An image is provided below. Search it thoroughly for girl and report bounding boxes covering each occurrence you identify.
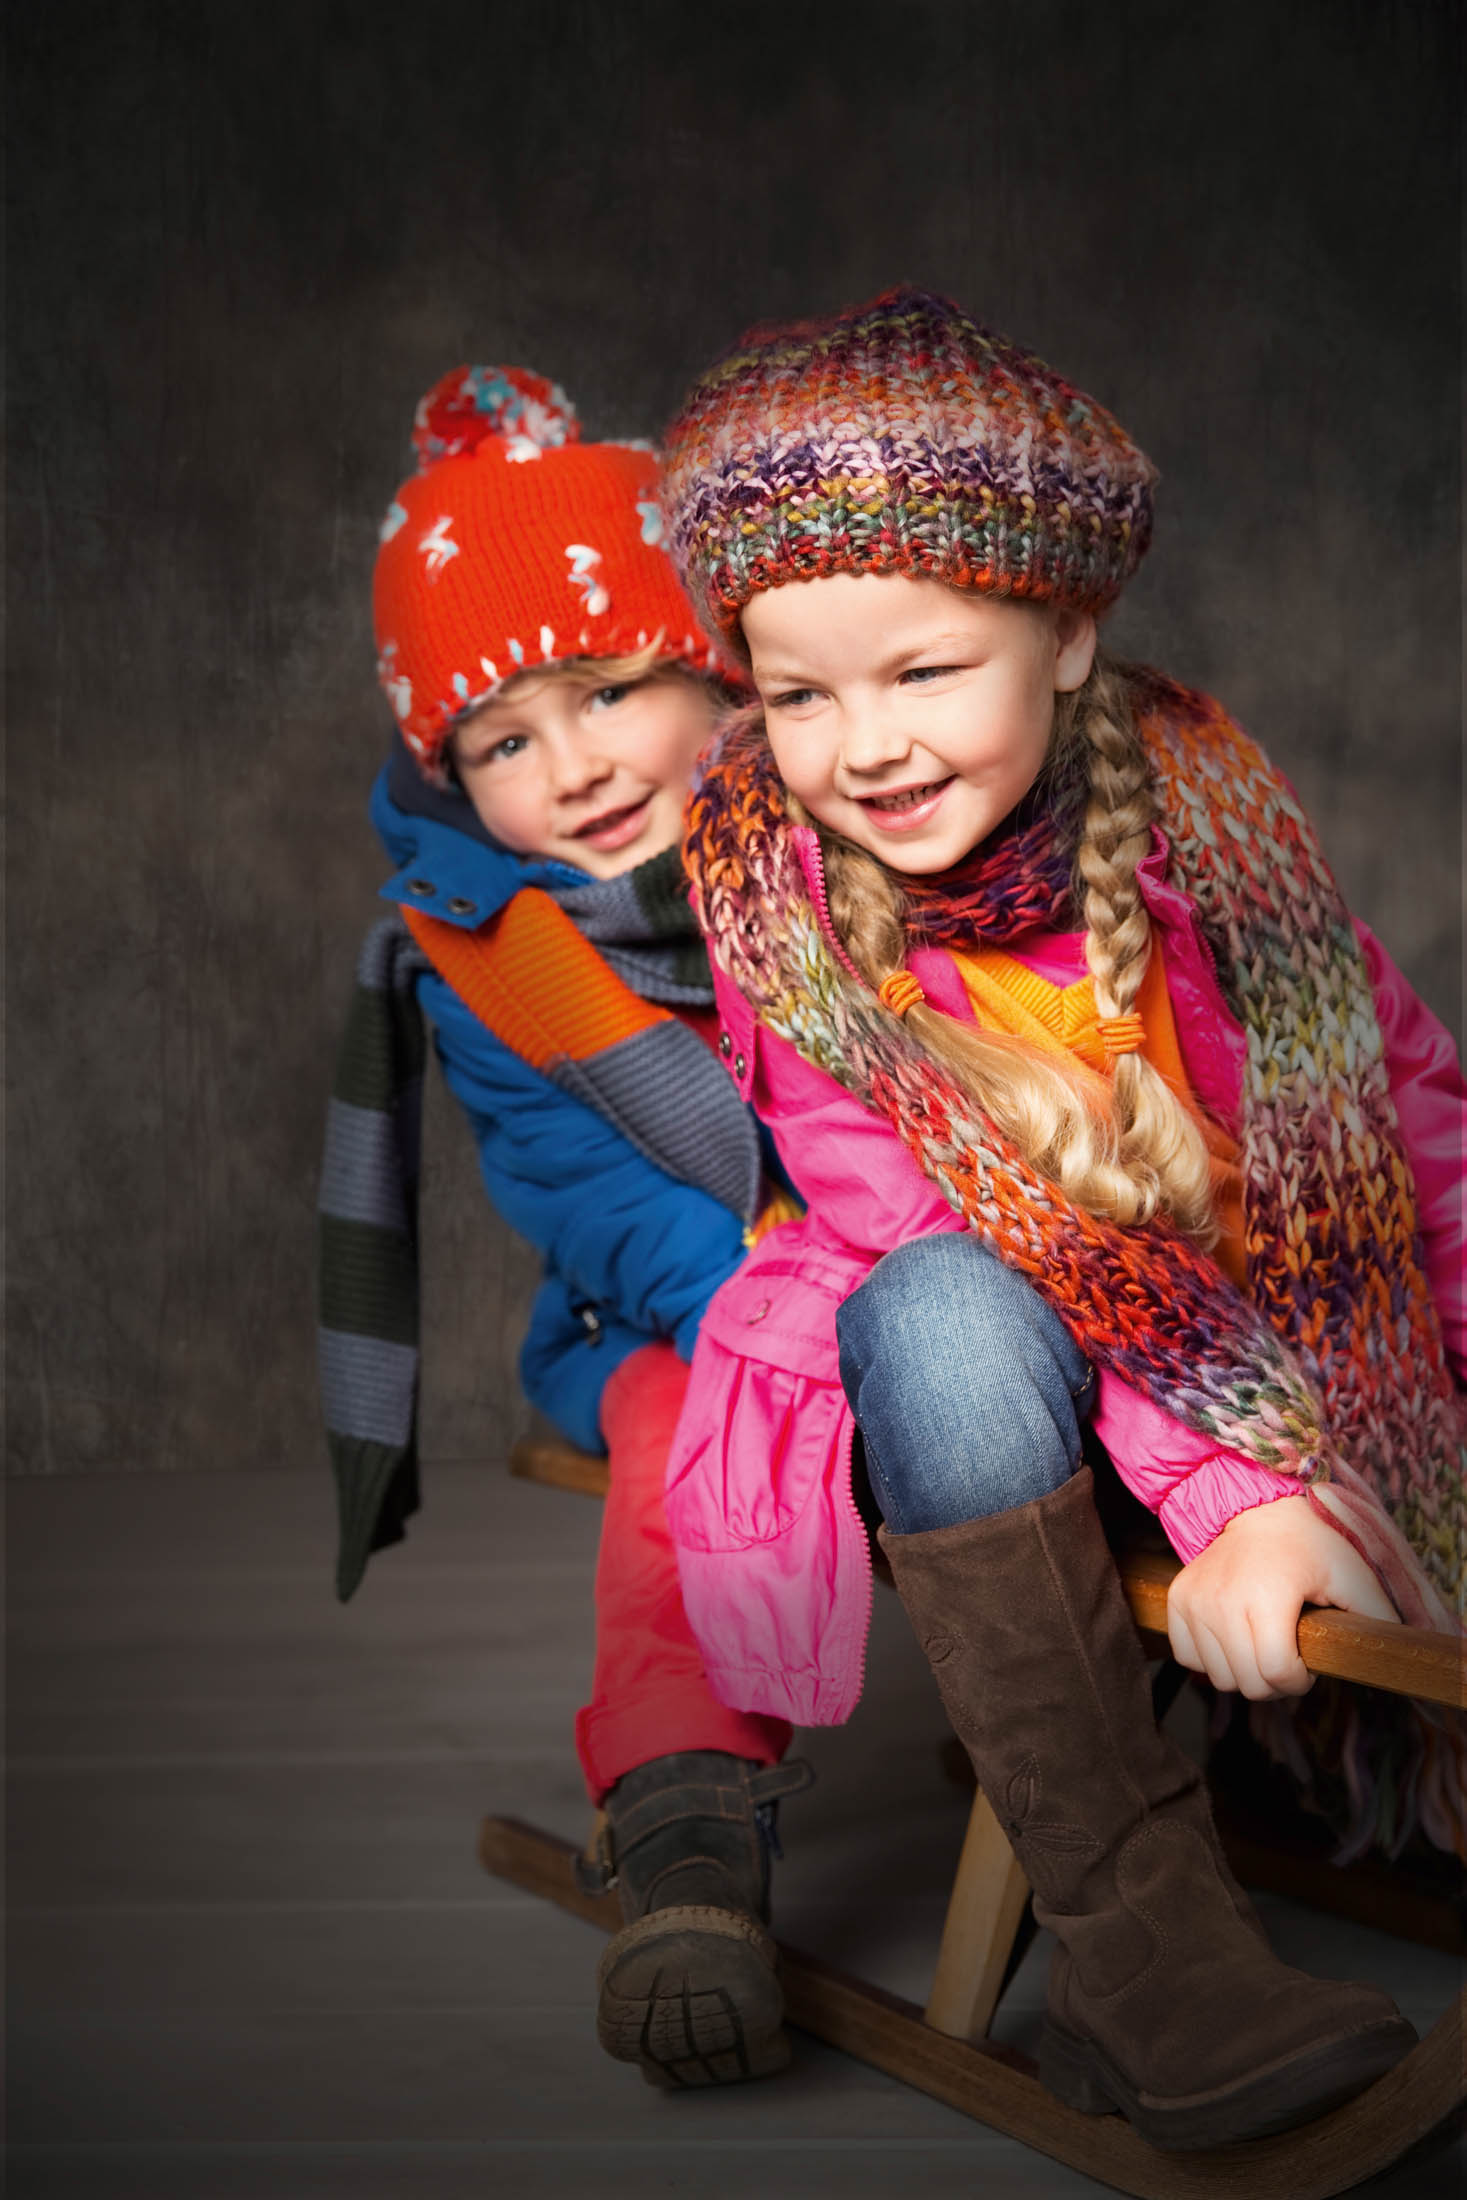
[656,289,1464,2150]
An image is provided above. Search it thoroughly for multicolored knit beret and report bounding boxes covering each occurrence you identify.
[373,364,727,779]
[660,287,1158,646]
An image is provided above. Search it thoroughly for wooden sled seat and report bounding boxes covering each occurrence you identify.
[508,1434,1465,1712]
[486,1432,1466,2200]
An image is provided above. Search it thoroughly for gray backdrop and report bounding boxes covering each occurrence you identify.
[8,0,1460,1478]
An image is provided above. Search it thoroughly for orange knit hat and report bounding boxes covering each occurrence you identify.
[373,365,728,779]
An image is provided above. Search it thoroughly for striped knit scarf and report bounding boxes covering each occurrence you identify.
[686,672,1465,1854]
[549,846,715,1005]
[319,846,751,1602]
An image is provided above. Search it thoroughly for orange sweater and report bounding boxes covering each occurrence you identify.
[948,944,1248,1287]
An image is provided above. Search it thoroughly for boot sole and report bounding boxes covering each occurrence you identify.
[1038,2012,1418,2151]
[596,1905,790,2089]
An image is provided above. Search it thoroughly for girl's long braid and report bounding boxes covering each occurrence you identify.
[1070,656,1217,1240]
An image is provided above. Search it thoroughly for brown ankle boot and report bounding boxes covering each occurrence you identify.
[880,1467,1416,2151]
[587,1751,813,2088]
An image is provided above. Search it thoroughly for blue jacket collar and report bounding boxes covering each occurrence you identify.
[370,734,595,930]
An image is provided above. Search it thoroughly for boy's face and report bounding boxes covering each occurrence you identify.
[449,669,717,877]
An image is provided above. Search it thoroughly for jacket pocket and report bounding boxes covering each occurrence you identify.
[665,1223,871,1552]
[665,1350,852,1552]
[666,1231,862,1552]
[695,1249,852,1378]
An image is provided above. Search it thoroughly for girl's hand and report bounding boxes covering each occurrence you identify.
[1166,1494,1399,1699]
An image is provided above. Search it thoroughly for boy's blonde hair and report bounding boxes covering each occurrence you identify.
[803,651,1218,1242]
[486,639,685,696]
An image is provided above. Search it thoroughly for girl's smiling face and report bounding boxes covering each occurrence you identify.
[450,667,716,878]
[742,573,1097,874]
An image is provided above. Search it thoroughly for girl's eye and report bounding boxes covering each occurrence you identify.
[589,682,634,710]
[900,663,959,685]
[767,687,819,711]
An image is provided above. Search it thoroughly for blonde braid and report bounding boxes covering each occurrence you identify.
[1068,654,1218,1241]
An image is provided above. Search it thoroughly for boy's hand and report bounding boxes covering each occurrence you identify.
[1166,1494,1399,1700]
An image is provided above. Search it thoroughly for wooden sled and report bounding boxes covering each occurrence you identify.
[484,1436,1467,2200]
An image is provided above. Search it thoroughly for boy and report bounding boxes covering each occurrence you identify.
[319,365,807,2087]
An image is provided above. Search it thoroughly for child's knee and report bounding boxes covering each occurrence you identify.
[836,1236,1095,1531]
[838,1235,1091,1402]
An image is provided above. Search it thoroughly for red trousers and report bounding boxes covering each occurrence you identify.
[573,1341,792,1803]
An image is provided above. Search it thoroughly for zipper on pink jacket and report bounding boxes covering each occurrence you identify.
[837,1420,876,1710]
[792,827,865,981]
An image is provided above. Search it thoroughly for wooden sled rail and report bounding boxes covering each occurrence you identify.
[510,1438,1466,1712]
[481,1814,1466,2200]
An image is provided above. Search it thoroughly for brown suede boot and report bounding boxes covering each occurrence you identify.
[587,1751,813,2088]
[880,1467,1416,2151]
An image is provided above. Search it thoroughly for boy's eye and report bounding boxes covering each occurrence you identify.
[900,663,959,685]
[767,686,819,711]
[463,731,529,768]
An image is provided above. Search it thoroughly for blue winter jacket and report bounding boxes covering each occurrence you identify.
[369,760,759,1455]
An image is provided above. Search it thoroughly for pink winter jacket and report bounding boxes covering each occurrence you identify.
[665,834,1466,1727]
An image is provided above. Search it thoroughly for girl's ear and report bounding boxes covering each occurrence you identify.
[1053,607,1098,694]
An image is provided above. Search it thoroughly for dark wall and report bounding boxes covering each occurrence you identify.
[9,0,1460,1475]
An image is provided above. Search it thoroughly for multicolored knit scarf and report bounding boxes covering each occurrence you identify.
[687,671,1464,1850]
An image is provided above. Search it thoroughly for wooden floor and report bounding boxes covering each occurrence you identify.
[7,1465,1463,2199]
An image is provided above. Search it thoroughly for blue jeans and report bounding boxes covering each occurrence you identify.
[836,1236,1097,1533]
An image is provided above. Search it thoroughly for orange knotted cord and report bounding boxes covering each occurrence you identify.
[878,971,926,1018]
